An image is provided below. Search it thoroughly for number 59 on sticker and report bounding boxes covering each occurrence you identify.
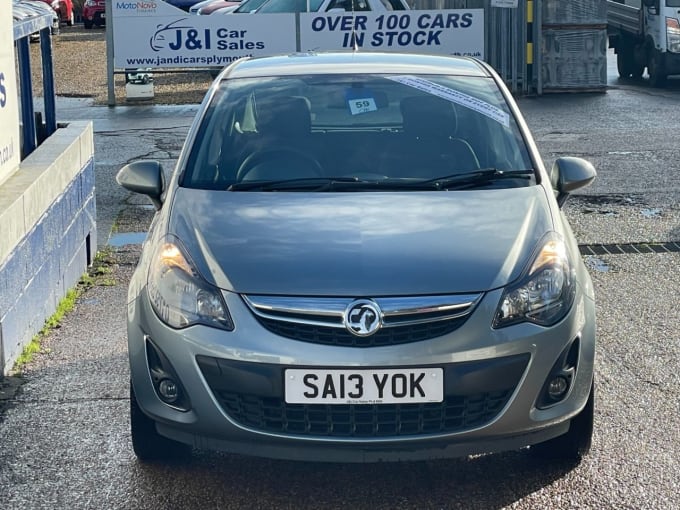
[349,97,378,115]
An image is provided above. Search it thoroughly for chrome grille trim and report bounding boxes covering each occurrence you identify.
[242,294,482,329]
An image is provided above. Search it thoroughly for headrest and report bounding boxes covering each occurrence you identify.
[255,96,311,138]
[400,95,458,139]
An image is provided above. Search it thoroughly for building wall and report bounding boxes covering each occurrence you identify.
[0,121,96,374]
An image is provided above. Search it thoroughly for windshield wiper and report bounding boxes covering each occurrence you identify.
[227,177,361,191]
[418,169,534,190]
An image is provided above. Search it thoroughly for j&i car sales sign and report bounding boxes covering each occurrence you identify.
[0,10,21,185]
[112,2,484,70]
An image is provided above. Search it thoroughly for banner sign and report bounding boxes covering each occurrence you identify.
[0,9,21,184]
[112,1,296,68]
[300,10,484,58]
[491,0,518,7]
[111,3,485,69]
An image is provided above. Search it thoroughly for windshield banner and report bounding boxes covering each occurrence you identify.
[112,3,484,69]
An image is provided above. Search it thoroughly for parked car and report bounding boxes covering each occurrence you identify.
[164,0,203,11]
[227,0,407,13]
[189,0,241,14]
[117,52,597,464]
[37,0,73,26]
[81,0,105,29]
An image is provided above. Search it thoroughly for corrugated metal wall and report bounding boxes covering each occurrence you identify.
[411,1,608,94]
[411,0,534,94]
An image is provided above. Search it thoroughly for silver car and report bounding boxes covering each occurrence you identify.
[117,52,597,464]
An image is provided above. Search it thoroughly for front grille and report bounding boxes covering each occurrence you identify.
[257,315,469,347]
[215,390,512,438]
[242,293,482,347]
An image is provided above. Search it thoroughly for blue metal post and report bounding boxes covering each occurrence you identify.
[16,37,36,158]
[40,27,57,136]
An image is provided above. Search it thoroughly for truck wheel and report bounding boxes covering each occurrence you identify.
[648,49,667,87]
[530,381,594,463]
[616,51,634,78]
[84,19,93,29]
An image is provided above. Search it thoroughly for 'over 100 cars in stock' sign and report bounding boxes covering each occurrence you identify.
[112,2,484,70]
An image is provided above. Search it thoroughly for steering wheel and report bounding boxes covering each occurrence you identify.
[237,148,324,182]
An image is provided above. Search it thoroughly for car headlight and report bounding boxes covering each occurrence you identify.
[147,236,234,330]
[493,234,576,328]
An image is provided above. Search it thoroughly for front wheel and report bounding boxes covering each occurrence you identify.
[130,384,191,462]
[648,49,667,87]
[66,11,74,26]
[83,19,93,29]
[530,381,594,463]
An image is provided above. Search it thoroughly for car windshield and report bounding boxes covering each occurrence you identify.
[182,73,534,191]
[256,0,325,12]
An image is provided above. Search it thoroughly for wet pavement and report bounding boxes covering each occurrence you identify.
[0,60,678,509]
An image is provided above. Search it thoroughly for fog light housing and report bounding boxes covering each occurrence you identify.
[145,337,191,411]
[536,338,579,409]
[547,376,569,399]
[158,378,180,404]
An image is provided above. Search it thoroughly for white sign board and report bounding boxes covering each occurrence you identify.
[111,4,485,68]
[301,10,484,59]
[491,0,518,8]
[111,2,297,69]
[0,9,21,185]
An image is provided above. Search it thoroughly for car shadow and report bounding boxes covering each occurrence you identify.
[132,448,581,508]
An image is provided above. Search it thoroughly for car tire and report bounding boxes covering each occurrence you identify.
[67,11,74,26]
[130,384,192,462]
[84,19,93,29]
[616,45,644,79]
[530,381,594,463]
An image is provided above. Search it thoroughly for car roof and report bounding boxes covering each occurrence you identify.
[222,52,491,80]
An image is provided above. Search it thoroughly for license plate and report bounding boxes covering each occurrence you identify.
[285,368,443,404]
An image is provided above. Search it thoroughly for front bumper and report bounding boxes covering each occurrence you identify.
[127,283,596,462]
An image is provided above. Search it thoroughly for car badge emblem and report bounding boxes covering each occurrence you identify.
[344,299,382,337]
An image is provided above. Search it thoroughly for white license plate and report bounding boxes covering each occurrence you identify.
[285,368,443,404]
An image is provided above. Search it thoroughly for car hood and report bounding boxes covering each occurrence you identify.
[168,188,553,295]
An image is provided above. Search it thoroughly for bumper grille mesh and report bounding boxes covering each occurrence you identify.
[215,390,512,438]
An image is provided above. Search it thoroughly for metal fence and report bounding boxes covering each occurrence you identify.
[412,0,538,94]
[13,13,58,158]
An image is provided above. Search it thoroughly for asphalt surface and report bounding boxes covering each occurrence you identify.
[0,58,678,509]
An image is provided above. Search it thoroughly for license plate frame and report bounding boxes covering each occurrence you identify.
[284,368,444,405]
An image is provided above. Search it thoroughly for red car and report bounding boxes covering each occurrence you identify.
[82,0,105,29]
[38,0,73,26]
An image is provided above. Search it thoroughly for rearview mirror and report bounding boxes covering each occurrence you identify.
[550,157,596,207]
[116,160,165,210]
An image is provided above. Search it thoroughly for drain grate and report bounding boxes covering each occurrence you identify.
[579,242,680,256]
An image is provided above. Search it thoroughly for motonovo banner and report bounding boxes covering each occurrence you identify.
[112,3,485,70]
[300,10,484,58]
[0,10,21,185]
[111,1,296,69]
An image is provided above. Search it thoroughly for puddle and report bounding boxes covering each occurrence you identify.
[108,232,147,246]
[584,256,611,273]
[640,208,662,218]
[582,209,617,216]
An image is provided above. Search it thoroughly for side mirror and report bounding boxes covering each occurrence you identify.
[116,160,165,210]
[550,157,596,207]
